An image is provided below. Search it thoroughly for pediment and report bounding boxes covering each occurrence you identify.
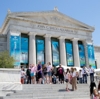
[8,11,94,31]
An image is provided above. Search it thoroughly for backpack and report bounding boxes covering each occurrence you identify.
[59,67,64,74]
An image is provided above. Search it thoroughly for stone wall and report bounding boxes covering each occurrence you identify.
[94,46,100,68]
[0,35,7,52]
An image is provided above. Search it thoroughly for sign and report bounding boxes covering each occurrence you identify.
[52,40,60,66]
[21,37,29,64]
[36,39,45,64]
[87,45,96,69]
[66,42,74,66]
[78,44,86,67]
[10,35,20,66]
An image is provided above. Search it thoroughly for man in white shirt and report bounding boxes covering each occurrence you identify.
[89,65,94,82]
[82,66,87,83]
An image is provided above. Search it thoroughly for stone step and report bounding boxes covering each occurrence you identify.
[4,84,90,99]
[6,95,89,99]
[15,91,89,95]
[9,91,89,96]
[23,84,88,87]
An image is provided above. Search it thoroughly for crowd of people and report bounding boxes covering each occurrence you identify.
[21,62,95,92]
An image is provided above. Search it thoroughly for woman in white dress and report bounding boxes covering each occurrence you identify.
[65,69,70,91]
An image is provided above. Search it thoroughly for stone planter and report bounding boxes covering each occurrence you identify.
[0,68,22,91]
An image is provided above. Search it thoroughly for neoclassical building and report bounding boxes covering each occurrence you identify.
[0,9,100,68]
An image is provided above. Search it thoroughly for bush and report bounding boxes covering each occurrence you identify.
[0,51,15,68]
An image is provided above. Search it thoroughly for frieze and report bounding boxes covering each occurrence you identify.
[31,24,78,34]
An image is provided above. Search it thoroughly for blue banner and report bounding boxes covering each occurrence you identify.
[87,45,96,69]
[52,40,60,66]
[10,35,20,66]
[78,44,86,67]
[21,37,28,64]
[66,42,74,66]
[36,39,45,64]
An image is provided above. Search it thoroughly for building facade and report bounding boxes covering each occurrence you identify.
[0,10,100,68]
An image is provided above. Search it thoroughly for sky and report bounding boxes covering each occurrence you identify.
[0,0,100,46]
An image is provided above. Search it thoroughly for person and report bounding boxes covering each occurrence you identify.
[52,74,57,84]
[90,81,99,99]
[47,62,52,84]
[21,66,26,84]
[82,66,88,83]
[58,64,64,84]
[71,68,77,91]
[42,64,47,84]
[33,65,37,84]
[26,65,31,84]
[98,81,100,98]
[35,64,38,84]
[65,68,70,91]
[89,65,94,82]
[37,61,42,84]
[78,69,83,84]
[74,68,78,84]
[31,64,35,84]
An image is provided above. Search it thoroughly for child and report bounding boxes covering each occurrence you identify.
[79,70,83,84]
[52,74,56,84]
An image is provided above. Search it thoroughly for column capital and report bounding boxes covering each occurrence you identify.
[28,32,37,36]
[72,38,79,41]
[85,39,93,45]
[44,34,51,38]
[9,30,21,35]
[58,36,66,39]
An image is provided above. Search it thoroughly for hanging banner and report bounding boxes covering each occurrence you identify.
[21,37,29,64]
[10,35,20,66]
[52,40,60,66]
[66,42,74,66]
[87,45,96,69]
[36,39,45,64]
[78,44,86,67]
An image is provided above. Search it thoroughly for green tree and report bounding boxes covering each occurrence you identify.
[0,51,15,68]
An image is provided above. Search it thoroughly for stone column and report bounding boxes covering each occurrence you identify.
[83,40,89,67]
[29,32,36,65]
[59,36,67,66]
[72,38,80,67]
[44,34,52,65]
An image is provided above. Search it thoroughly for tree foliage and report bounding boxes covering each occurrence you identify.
[0,51,15,68]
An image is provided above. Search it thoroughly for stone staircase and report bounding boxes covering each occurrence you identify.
[4,83,90,99]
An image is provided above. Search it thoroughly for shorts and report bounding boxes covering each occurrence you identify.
[65,79,69,83]
[47,72,52,76]
[31,73,34,77]
[38,73,42,79]
[44,72,47,76]
[36,73,38,81]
